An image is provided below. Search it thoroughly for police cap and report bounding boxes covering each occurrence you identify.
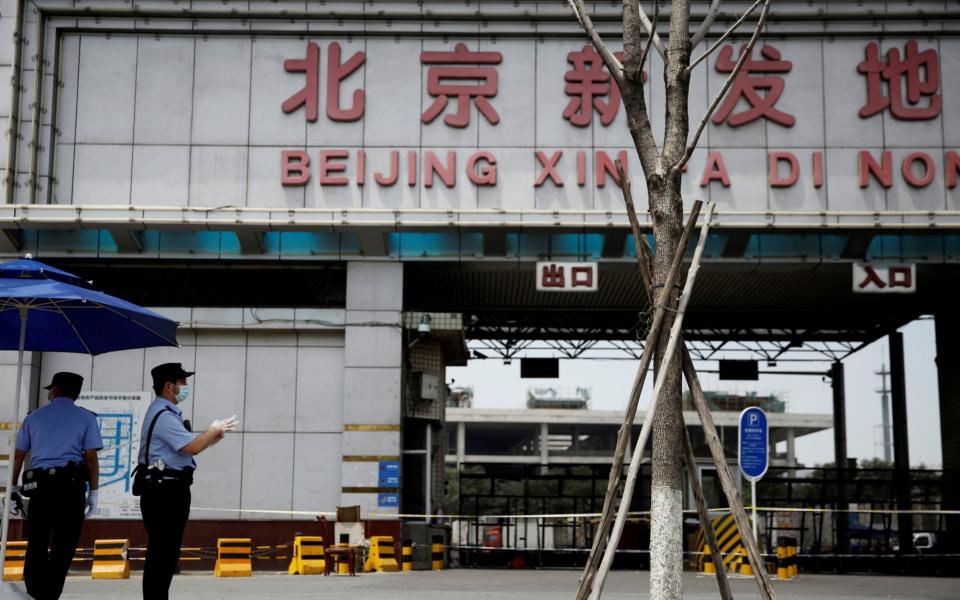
[151,362,195,388]
[43,372,84,397]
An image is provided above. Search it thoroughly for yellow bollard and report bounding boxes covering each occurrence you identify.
[214,538,252,577]
[789,540,798,578]
[287,536,325,575]
[91,539,130,579]
[337,533,352,575]
[702,544,715,575]
[776,540,789,580]
[401,539,413,572]
[2,541,26,581]
[430,535,444,570]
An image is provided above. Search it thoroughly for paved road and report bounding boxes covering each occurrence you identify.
[6,570,955,599]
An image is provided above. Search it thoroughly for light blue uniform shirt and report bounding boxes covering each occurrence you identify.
[137,397,197,471]
[15,397,103,469]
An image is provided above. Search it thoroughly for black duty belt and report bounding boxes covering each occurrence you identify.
[140,465,195,485]
[21,462,86,495]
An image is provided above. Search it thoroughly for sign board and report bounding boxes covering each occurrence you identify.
[377,493,400,508]
[76,391,153,519]
[535,262,598,292]
[852,263,916,293]
[378,460,400,487]
[738,407,769,481]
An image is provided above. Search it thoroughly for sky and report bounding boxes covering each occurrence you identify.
[448,318,942,469]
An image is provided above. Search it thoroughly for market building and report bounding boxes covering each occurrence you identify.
[0,0,957,556]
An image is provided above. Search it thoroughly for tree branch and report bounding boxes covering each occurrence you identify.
[661,0,694,164]
[637,0,660,76]
[566,0,625,83]
[671,0,772,174]
[690,0,722,47]
[615,0,662,175]
[633,1,666,58]
[688,0,764,74]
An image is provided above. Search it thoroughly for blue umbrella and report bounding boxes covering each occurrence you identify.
[0,257,179,566]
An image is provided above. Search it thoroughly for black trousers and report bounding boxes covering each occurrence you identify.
[23,480,86,600]
[140,481,191,600]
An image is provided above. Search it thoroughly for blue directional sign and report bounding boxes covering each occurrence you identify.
[738,407,769,481]
[377,493,400,508]
[378,461,401,487]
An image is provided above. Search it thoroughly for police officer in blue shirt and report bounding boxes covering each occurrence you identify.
[138,363,237,600]
[11,371,102,600]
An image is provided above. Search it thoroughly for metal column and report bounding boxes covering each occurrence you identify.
[889,332,913,553]
[935,313,960,552]
[831,362,849,555]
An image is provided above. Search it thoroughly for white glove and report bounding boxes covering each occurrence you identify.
[210,415,239,435]
[84,489,98,519]
[8,486,24,517]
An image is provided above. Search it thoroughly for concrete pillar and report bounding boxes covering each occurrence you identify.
[786,428,796,467]
[341,262,403,518]
[456,421,465,468]
[935,313,960,552]
[889,332,913,553]
[540,422,549,466]
[831,361,849,555]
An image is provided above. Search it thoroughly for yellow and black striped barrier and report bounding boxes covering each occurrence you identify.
[701,544,715,574]
[401,539,413,572]
[2,541,26,581]
[430,535,444,570]
[91,539,130,579]
[214,538,252,577]
[739,551,754,577]
[694,514,747,575]
[288,536,325,575]
[364,536,399,572]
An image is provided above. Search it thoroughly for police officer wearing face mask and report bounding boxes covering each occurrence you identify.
[11,371,102,600]
[138,363,238,600]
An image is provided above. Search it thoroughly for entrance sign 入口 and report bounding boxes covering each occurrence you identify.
[739,407,768,542]
[852,263,916,293]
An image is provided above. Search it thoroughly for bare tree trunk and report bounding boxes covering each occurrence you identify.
[647,182,685,600]
[566,2,774,597]
[645,1,693,595]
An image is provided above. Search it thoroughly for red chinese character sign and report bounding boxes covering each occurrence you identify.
[713,44,795,128]
[421,43,502,128]
[858,40,941,121]
[852,263,916,294]
[282,41,366,122]
[563,45,645,127]
[536,262,598,292]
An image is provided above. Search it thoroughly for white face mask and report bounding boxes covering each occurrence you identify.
[175,384,191,404]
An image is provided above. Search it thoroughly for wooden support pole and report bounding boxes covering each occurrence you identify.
[615,161,732,600]
[590,201,716,599]
[615,160,774,600]
[682,354,777,600]
[575,199,703,600]
[682,423,733,600]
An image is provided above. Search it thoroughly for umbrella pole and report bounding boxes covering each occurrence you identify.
[0,306,27,568]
